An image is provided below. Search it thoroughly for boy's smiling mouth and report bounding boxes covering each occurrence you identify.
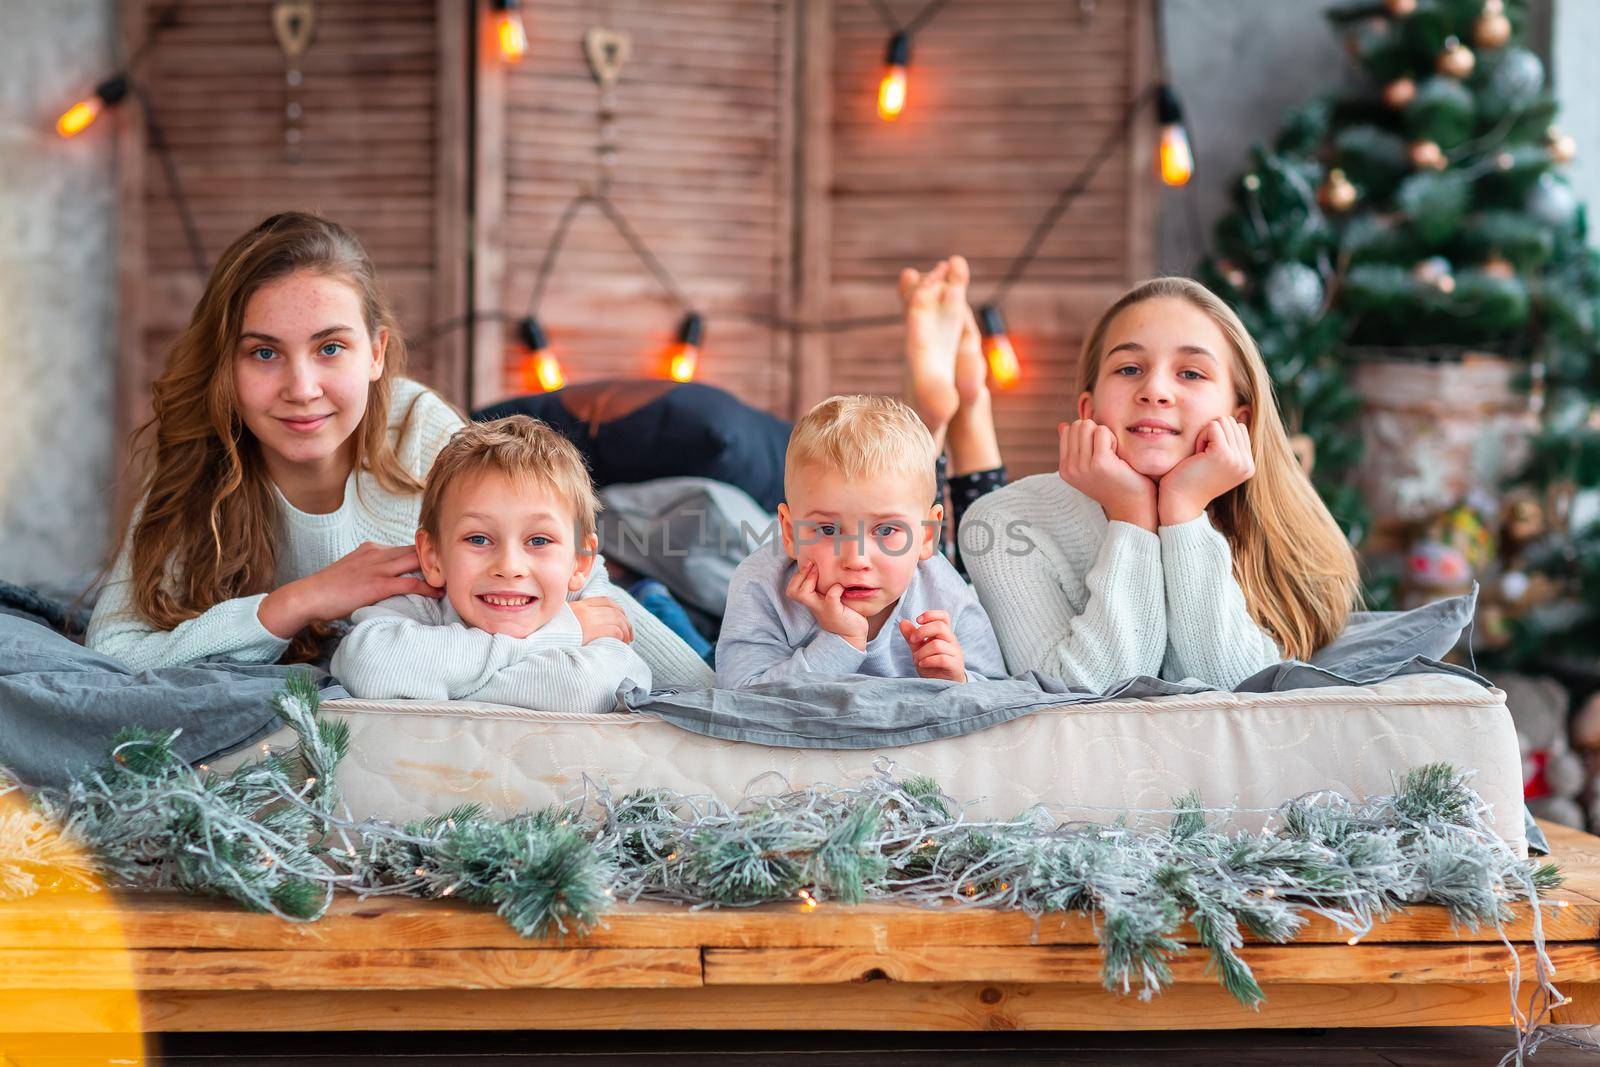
[477,592,539,610]
[840,584,879,600]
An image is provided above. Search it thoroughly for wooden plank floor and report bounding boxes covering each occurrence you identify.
[0,821,1595,1036]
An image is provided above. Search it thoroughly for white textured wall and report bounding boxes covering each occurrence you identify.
[0,0,118,590]
[1553,0,1600,247]
[1156,0,1358,273]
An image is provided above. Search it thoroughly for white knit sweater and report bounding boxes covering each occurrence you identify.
[330,597,652,713]
[961,472,1281,690]
[86,378,714,691]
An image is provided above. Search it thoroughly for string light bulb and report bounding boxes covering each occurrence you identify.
[516,316,565,393]
[877,32,910,121]
[1155,84,1194,187]
[491,0,528,64]
[666,312,704,383]
[977,304,1022,389]
[56,73,128,138]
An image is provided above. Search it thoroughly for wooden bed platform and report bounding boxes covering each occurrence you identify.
[3,820,1598,1035]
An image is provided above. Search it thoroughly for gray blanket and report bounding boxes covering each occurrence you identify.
[623,657,1491,748]
[623,592,1488,747]
[0,612,346,789]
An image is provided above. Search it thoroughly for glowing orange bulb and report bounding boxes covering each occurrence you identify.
[1154,85,1194,187]
[516,316,563,393]
[520,351,565,393]
[667,343,698,383]
[494,6,528,63]
[666,312,704,383]
[977,304,1021,390]
[877,32,910,121]
[984,335,1021,389]
[57,97,102,137]
[878,66,908,120]
[1159,124,1194,187]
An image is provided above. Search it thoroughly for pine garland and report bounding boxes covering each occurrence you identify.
[0,676,1577,1060]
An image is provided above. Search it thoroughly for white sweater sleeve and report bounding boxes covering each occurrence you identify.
[85,532,290,672]
[577,562,714,691]
[1158,514,1282,687]
[330,598,650,712]
[964,488,1166,691]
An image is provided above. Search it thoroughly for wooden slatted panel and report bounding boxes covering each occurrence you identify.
[487,0,793,416]
[821,0,1155,474]
[120,0,468,461]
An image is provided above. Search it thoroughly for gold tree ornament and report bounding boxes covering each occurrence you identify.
[1475,9,1511,49]
[1318,168,1357,211]
[1382,77,1417,108]
[1437,37,1476,78]
[1548,128,1578,165]
[1414,257,1455,292]
[1482,254,1516,279]
[1410,139,1447,170]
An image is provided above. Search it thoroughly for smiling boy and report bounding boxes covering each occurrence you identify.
[329,416,652,711]
[714,394,1003,688]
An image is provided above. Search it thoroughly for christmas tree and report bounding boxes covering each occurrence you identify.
[1196,0,1600,665]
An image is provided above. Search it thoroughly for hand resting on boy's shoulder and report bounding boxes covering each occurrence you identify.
[329,593,652,713]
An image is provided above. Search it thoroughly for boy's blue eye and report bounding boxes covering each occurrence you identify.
[817,523,838,537]
[319,341,345,357]
[527,535,552,547]
[464,534,490,546]
[1115,365,1140,376]
[874,523,902,538]
[1179,369,1204,380]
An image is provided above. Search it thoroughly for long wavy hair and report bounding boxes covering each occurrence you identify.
[1077,276,1360,660]
[122,212,422,661]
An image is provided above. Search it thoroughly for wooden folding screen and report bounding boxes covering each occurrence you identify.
[116,0,1156,480]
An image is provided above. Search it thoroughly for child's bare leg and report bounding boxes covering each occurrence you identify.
[900,256,968,451]
[947,305,1002,476]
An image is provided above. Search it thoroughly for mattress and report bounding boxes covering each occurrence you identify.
[218,673,1526,855]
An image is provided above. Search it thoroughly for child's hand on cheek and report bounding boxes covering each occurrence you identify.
[1157,416,1255,526]
[785,561,870,650]
[899,610,966,682]
[1057,419,1158,531]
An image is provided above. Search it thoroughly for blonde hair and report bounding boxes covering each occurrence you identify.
[1078,276,1360,661]
[420,416,600,544]
[786,394,938,504]
[123,212,425,663]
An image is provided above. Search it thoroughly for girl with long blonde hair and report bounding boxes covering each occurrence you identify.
[88,212,713,689]
[901,266,1359,689]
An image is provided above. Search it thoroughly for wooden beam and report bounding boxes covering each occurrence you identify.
[3,890,1592,951]
[0,948,701,991]
[703,942,1600,987]
[15,981,1525,1033]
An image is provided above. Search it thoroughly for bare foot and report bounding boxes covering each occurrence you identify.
[954,303,990,411]
[900,255,970,440]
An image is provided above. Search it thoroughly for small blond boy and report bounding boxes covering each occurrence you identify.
[331,416,652,710]
[715,394,1003,688]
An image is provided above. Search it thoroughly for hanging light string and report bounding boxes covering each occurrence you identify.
[410,78,1178,361]
[984,84,1160,307]
[135,81,209,281]
[869,0,955,39]
[68,6,1189,385]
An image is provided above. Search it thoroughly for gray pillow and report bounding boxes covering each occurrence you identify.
[1308,585,1478,678]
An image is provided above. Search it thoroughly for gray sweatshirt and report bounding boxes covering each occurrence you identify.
[714,540,1005,689]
